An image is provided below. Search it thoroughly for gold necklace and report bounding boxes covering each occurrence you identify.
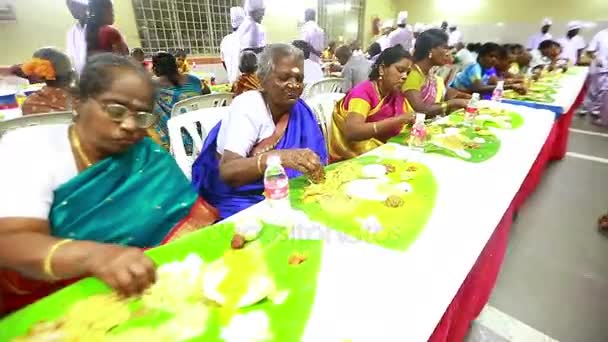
[69,125,93,168]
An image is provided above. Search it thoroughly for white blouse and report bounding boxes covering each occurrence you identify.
[0,124,77,219]
[216,91,275,158]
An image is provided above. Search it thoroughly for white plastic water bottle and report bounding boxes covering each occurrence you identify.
[408,113,427,160]
[464,93,480,125]
[491,81,504,102]
[263,155,291,212]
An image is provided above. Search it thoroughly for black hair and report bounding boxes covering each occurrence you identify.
[539,39,559,50]
[77,53,151,100]
[466,43,477,52]
[478,42,501,58]
[497,46,510,60]
[152,52,180,87]
[292,40,312,60]
[239,51,258,74]
[413,28,449,61]
[367,42,382,58]
[85,0,112,54]
[174,48,187,58]
[31,47,75,88]
[369,46,412,80]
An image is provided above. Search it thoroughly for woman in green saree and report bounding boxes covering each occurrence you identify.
[0,54,218,315]
[402,29,470,117]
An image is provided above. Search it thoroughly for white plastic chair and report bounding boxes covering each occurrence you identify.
[305,93,345,152]
[171,93,233,118]
[0,111,74,138]
[302,78,345,100]
[167,107,230,179]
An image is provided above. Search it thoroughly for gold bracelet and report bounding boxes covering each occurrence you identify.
[372,122,378,134]
[256,154,264,174]
[43,239,73,279]
[440,102,448,115]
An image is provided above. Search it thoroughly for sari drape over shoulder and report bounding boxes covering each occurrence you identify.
[192,99,327,219]
[329,80,409,161]
[232,73,262,96]
[0,138,218,314]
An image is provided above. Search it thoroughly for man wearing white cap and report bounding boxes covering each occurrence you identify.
[557,21,586,65]
[66,0,88,74]
[447,23,463,48]
[388,11,414,52]
[376,20,394,51]
[221,7,246,84]
[579,27,608,122]
[237,0,267,53]
[527,18,553,50]
[300,8,325,64]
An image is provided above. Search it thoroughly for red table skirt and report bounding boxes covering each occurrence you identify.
[429,86,587,342]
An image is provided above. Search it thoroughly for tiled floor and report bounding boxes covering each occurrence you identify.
[466,116,608,342]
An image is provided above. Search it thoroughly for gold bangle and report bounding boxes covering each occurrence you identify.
[440,102,448,115]
[372,122,378,134]
[256,154,264,174]
[43,239,73,279]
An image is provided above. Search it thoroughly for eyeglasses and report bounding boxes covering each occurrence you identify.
[103,103,159,129]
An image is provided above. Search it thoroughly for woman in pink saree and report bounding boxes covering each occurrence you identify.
[329,46,415,161]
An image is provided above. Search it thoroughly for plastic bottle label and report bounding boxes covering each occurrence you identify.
[265,185,288,200]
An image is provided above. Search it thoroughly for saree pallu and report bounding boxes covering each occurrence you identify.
[330,80,409,161]
[232,73,262,96]
[21,86,71,116]
[0,138,218,314]
[192,99,328,219]
[402,67,446,113]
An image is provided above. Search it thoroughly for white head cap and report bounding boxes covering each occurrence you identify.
[449,22,457,29]
[71,0,89,5]
[542,18,553,26]
[397,11,408,25]
[230,7,245,29]
[381,20,394,30]
[414,23,424,32]
[567,20,582,31]
[245,0,265,12]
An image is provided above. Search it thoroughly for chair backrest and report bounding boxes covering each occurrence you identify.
[302,78,345,100]
[171,93,234,118]
[0,111,74,138]
[305,93,345,152]
[167,106,230,179]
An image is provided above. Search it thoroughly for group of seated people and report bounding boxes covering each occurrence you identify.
[0,28,576,315]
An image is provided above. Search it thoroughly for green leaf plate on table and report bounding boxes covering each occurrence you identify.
[290,155,437,251]
[449,107,524,130]
[389,121,502,163]
[0,223,323,342]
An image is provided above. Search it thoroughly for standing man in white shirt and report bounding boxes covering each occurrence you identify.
[220,7,245,84]
[292,40,324,85]
[300,8,325,64]
[558,21,586,65]
[448,23,463,48]
[579,28,608,124]
[527,18,553,50]
[238,0,267,54]
[376,20,394,51]
[65,0,88,75]
[388,11,414,52]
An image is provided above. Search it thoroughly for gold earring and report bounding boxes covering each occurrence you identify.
[429,53,433,59]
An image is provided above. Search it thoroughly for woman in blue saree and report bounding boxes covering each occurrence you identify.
[192,44,327,219]
[0,54,218,314]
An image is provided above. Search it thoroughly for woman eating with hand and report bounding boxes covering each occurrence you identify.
[192,44,327,219]
[21,48,75,115]
[451,42,525,97]
[0,54,218,314]
[402,29,470,117]
[329,46,414,162]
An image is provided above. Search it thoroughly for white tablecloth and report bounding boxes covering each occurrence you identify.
[226,102,555,341]
[549,66,589,112]
[0,108,22,122]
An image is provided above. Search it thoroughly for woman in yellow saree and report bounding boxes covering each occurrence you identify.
[0,54,218,315]
[402,29,470,116]
[329,46,414,162]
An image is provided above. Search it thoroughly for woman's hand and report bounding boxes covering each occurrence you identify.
[275,149,323,175]
[447,98,469,112]
[85,244,156,297]
[511,84,528,95]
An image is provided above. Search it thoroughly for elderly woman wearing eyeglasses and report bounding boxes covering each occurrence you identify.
[192,44,328,220]
[0,54,218,314]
